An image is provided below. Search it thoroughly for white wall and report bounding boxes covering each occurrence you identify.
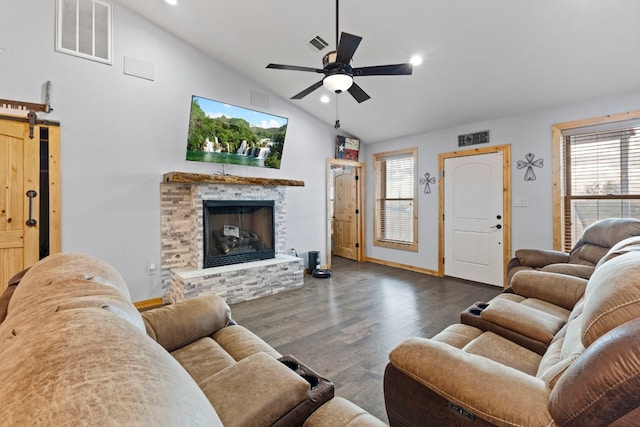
[363,90,640,272]
[1,1,336,301]
[3,2,640,299]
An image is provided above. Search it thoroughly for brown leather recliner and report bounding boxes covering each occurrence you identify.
[384,250,640,426]
[506,217,640,284]
[462,235,640,355]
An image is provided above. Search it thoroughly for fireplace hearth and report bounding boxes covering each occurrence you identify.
[203,200,275,268]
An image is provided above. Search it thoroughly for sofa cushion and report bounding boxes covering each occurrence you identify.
[431,323,483,348]
[201,352,310,427]
[462,331,542,375]
[582,251,640,347]
[568,243,608,266]
[520,297,571,321]
[142,294,231,352]
[535,310,585,389]
[172,337,236,384]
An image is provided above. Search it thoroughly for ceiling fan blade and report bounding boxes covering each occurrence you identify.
[353,63,413,76]
[266,63,325,73]
[336,32,362,64]
[347,82,371,103]
[291,80,324,99]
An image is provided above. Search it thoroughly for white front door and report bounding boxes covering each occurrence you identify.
[444,152,504,286]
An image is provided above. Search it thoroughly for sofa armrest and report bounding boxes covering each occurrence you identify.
[480,298,566,344]
[511,270,587,310]
[389,338,552,426]
[141,294,231,352]
[515,249,570,268]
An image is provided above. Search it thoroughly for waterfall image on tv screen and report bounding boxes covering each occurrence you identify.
[186,95,288,169]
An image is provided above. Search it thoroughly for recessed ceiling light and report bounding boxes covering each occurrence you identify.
[165,0,177,5]
[410,55,423,66]
[320,95,330,103]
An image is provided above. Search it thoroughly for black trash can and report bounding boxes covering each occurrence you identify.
[307,251,320,274]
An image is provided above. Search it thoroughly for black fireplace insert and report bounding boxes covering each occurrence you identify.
[203,200,275,268]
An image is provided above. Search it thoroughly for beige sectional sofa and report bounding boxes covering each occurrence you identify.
[506,217,640,284]
[0,252,385,426]
[384,237,640,426]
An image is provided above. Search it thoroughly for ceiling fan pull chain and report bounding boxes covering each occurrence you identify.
[335,93,341,129]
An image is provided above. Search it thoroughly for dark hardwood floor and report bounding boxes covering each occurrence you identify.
[229,257,502,423]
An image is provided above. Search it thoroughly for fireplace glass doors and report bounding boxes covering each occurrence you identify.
[203,200,275,268]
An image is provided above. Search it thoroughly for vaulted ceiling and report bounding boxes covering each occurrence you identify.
[116,0,640,143]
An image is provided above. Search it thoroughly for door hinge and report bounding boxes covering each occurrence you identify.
[355,209,360,214]
[355,243,360,248]
[355,175,359,181]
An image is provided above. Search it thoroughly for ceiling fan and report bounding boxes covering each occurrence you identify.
[266,0,413,103]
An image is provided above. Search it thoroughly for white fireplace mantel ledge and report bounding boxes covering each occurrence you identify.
[173,254,303,279]
[163,171,304,187]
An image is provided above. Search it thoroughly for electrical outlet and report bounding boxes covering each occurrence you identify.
[147,262,156,275]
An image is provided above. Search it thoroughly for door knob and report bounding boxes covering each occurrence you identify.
[491,224,502,229]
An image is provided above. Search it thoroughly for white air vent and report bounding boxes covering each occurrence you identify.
[307,34,330,52]
[56,0,112,64]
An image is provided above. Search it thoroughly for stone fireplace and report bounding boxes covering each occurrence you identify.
[160,172,305,304]
[203,199,275,268]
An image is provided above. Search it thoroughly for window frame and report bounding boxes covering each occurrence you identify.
[552,110,640,251]
[373,147,418,251]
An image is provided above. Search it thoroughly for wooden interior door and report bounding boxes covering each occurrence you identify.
[333,167,358,260]
[0,116,60,292]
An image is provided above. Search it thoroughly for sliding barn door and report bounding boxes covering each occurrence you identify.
[0,117,60,291]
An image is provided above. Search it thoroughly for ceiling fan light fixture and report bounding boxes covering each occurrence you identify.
[323,73,353,93]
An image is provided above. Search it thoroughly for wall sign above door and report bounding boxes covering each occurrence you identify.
[458,130,490,147]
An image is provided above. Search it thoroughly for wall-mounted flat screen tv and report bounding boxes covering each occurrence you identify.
[186,95,288,169]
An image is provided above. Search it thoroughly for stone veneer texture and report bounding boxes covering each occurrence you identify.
[169,256,303,304]
[160,182,300,302]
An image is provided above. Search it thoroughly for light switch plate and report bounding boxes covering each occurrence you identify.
[514,198,529,207]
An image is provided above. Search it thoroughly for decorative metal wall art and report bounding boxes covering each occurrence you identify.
[419,172,436,194]
[517,153,544,181]
[458,130,490,147]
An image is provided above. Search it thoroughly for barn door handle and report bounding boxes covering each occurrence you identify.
[26,190,37,227]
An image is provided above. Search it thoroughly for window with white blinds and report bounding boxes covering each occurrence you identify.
[373,148,418,251]
[561,121,640,251]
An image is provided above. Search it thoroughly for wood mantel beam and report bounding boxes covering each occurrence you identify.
[163,171,305,187]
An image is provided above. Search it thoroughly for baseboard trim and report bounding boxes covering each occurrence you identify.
[365,257,439,276]
[133,297,163,311]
